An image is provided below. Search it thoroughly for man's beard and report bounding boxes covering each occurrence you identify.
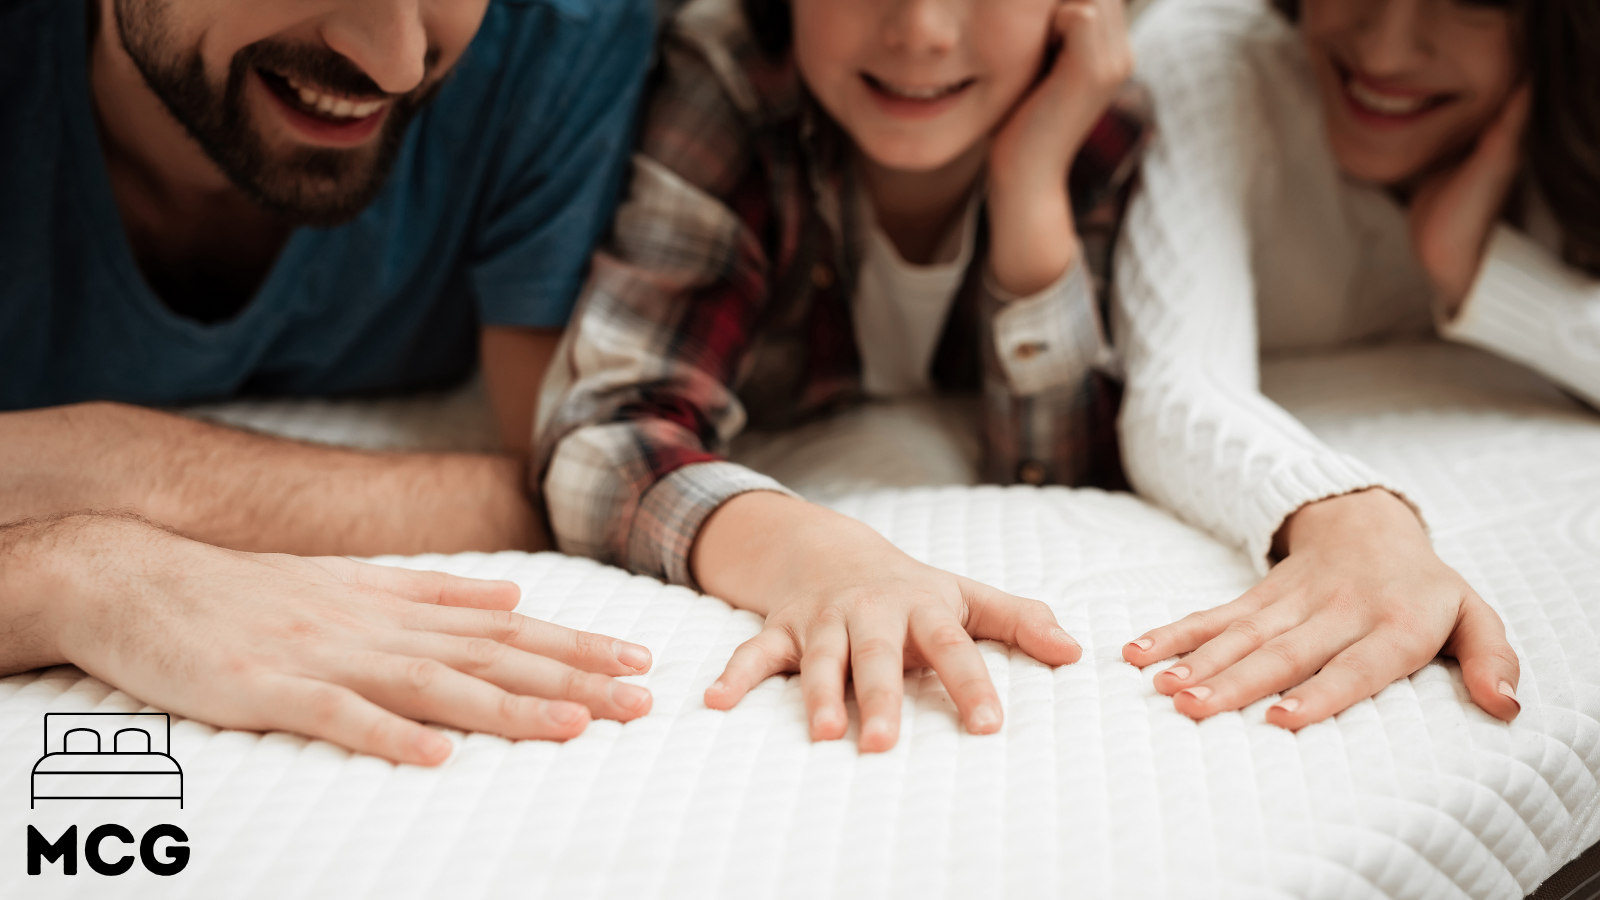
[113,0,442,226]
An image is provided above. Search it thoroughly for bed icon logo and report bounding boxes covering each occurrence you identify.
[30,713,183,809]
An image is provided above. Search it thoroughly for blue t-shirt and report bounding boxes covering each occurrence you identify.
[0,0,653,409]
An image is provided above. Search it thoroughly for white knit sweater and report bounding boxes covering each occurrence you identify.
[1115,0,1600,571]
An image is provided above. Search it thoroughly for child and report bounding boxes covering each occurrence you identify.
[1118,0,1598,728]
[540,0,1146,751]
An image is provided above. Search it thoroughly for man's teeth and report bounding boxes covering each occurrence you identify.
[283,74,386,119]
[1347,79,1430,116]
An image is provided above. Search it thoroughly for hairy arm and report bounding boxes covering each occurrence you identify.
[0,326,558,557]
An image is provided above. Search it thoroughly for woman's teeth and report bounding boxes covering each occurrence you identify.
[283,74,387,120]
[868,76,970,101]
[1347,79,1432,116]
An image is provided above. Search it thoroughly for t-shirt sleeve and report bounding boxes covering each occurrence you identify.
[468,0,656,329]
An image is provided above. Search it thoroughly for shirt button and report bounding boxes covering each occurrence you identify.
[811,263,835,291]
[1018,461,1049,486]
[1013,341,1048,361]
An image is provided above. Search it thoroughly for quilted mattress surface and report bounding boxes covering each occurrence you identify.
[3,342,1598,899]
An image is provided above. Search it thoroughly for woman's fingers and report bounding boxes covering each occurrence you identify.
[266,676,454,767]
[1124,581,1280,668]
[391,632,651,722]
[402,604,650,676]
[705,626,795,711]
[341,652,591,742]
[1265,630,1431,729]
[1169,617,1360,720]
[909,605,1002,735]
[800,617,851,741]
[1444,592,1521,722]
[1150,594,1319,697]
[850,606,909,753]
[958,578,1081,666]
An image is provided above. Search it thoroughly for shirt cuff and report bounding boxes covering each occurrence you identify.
[1235,454,1426,575]
[1439,225,1600,377]
[627,461,797,589]
[987,260,1107,396]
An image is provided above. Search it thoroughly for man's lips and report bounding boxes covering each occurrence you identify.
[253,68,392,147]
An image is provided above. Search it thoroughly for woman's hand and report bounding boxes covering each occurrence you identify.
[985,0,1134,297]
[9,513,654,766]
[1411,86,1531,313]
[695,493,1082,751]
[1122,490,1521,727]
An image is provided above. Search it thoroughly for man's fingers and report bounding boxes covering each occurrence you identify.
[958,578,1081,666]
[1169,619,1357,720]
[1265,630,1430,730]
[849,607,908,753]
[1124,582,1280,668]
[403,604,650,676]
[269,677,453,767]
[909,606,1002,735]
[332,559,521,611]
[1150,594,1320,697]
[393,633,651,723]
[1444,593,1521,722]
[705,626,795,711]
[341,652,591,742]
[800,618,850,741]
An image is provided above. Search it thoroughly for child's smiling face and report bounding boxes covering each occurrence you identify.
[791,0,1061,173]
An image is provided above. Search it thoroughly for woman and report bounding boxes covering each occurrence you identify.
[1117,0,1600,727]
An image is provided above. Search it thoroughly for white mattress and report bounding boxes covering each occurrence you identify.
[4,341,1598,899]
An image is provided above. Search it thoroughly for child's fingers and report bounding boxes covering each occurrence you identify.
[1446,593,1521,722]
[1124,582,1279,667]
[799,619,850,740]
[1264,629,1430,729]
[909,605,1003,735]
[705,626,795,711]
[959,578,1081,666]
[1151,595,1320,696]
[848,607,909,753]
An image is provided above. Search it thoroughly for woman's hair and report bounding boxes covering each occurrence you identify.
[742,0,793,58]
[1274,0,1600,276]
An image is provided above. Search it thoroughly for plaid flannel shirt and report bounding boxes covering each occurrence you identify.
[539,0,1149,588]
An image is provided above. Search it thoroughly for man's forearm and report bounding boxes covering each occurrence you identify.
[0,403,542,557]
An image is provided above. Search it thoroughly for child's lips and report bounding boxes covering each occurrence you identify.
[860,73,976,119]
[861,73,976,101]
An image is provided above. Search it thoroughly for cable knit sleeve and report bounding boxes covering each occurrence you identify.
[1113,0,1415,572]
[1439,224,1600,409]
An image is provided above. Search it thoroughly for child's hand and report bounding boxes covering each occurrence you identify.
[986,0,1134,297]
[695,493,1082,751]
[1411,85,1531,314]
[1122,490,1521,727]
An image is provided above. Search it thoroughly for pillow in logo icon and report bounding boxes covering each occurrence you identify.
[31,713,183,809]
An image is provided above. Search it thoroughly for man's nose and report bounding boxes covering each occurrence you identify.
[321,0,429,94]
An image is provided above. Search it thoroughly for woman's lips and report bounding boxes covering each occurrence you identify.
[861,73,976,120]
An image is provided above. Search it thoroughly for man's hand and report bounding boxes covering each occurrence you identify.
[1411,86,1531,314]
[986,0,1134,297]
[2,513,654,765]
[1122,490,1521,727]
[694,493,1081,751]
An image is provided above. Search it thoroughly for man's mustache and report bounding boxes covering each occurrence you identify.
[236,39,441,100]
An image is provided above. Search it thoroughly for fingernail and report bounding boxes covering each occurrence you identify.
[1271,697,1301,715]
[416,730,452,763]
[1179,685,1212,704]
[969,703,1002,734]
[862,717,893,748]
[708,680,726,694]
[615,642,652,671]
[1160,665,1191,683]
[550,701,588,726]
[612,682,651,713]
[1498,681,1520,711]
[1129,637,1155,653]
[811,708,842,736]
[1053,628,1078,646]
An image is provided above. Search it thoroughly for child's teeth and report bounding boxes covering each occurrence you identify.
[1349,81,1428,115]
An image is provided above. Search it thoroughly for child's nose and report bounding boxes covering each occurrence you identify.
[1349,0,1434,78]
[882,0,960,57]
